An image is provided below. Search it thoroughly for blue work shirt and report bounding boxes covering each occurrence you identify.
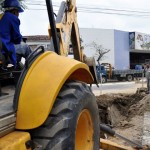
[0,12,22,66]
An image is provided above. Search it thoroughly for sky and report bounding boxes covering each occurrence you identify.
[19,0,150,36]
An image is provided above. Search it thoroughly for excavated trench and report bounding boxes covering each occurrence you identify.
[96,92,150,147]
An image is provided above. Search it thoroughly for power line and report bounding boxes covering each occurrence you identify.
[25,3,150,17]
[77,10,150,17]
[26,3,46,6]
[78,6,150,14]
[25,2,150,12]
[26,3,150,14]
[27,8,150,17]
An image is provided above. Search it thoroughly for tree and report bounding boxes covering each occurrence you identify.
[88,41,110,65]
[0,0,5,10]
[90,41,110,85]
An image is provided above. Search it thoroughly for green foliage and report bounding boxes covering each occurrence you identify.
[19,0,27,9]
[0,0,5,11]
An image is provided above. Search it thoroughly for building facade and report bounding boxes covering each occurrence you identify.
[25,29,150,70]
[24,35,50,50]
[129,32,150,68]
[80,28,129,69]
[80,28,150,70]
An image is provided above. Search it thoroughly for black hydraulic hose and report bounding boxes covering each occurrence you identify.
[100,124,143,149]
[45,0,60,54]
[25,45,45,68]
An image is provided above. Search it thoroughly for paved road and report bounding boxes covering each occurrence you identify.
[91,81,146,96]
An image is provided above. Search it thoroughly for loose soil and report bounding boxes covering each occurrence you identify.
[96,90,150,147]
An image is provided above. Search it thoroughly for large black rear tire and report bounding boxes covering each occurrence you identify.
[30,81,100,150]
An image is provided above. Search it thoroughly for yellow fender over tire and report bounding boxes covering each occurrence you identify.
[16,51,93,129]
[30,81,100,150]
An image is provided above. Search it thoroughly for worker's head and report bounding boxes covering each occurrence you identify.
[3,0,24,16]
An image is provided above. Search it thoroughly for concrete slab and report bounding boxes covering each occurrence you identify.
[92,82,147,96]
[142,112,150,146]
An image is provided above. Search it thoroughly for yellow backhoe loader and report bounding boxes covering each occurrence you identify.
[0,0,99,149]
[0,0,144,150]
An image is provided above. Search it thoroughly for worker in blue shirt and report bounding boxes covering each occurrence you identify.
[0,0,31,68]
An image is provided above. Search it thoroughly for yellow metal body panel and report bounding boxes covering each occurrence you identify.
[100,138,133,150]
[68,0,76,11]
[16,51,93,129]
[0,131,31,150]
[48,1,83,62]
[75,109,94,150]
[0,13,3,20]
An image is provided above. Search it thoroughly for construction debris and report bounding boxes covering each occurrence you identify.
[96,93,150,147]
[142,112,150,146]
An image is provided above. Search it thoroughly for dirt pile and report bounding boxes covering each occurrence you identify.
[96,92,150,146]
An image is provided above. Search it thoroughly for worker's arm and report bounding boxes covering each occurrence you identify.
[10,15,22,44]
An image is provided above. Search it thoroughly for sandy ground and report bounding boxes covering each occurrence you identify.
[96,80,150,148]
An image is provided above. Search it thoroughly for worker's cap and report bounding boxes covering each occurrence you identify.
[3,0,24,13]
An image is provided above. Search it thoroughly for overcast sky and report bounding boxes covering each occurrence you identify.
[19,0,150,35]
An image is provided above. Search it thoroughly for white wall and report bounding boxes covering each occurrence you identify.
[114,30,130,69]
[80,28,115,66]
